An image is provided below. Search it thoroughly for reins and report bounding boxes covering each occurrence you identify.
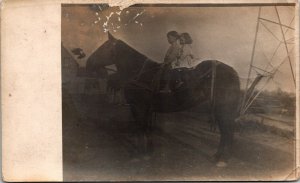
[134,58,162,81]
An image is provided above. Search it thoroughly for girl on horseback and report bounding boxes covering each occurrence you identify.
[170,32,195,88]
[174,32,194,68]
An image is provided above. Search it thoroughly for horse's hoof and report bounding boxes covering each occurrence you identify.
[212,153,220,162]
[216,161,227,168]
[143,155,151,161]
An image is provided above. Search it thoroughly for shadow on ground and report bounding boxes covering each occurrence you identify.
[63,91,296,181]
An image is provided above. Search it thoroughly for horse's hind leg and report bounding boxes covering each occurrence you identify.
[214,111,235,166]
[209,112,217,132]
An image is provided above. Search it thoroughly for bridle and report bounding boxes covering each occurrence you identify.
[135,58,152,80]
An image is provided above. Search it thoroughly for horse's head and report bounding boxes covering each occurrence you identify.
[86,32,118,77]
[86,32,158,80]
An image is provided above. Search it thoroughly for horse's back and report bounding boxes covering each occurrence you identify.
[167,60,240,93]
[195,60,240,86]
[193,60,241,107]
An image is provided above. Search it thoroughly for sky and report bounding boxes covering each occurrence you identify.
[61,4,297,93]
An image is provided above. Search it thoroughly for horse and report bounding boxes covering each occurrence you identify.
[84,32,241,166]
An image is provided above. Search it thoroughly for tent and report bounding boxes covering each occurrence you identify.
[61,43,79,84]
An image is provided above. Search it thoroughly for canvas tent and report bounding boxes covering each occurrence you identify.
[62,43,79,84]
[61,43,107,94]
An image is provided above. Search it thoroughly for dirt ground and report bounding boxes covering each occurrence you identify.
[62,92,296,181]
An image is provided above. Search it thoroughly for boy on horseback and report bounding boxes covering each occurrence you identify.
[157,31,181,92]
[164,31,181,66]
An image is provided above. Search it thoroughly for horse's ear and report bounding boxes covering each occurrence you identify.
[108,31,116,41]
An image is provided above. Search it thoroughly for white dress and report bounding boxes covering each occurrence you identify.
[172,44,194,69]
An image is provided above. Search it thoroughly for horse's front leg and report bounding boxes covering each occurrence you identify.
[144,107,154,156]
[130,104,153,156]
[137,105,154,156]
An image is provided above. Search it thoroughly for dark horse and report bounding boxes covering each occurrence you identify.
[85,32,240,166]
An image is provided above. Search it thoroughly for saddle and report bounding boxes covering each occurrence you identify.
[152,67,190,93]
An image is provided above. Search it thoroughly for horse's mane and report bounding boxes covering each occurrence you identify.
[116,39,159,66]
[111,39,161,81]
